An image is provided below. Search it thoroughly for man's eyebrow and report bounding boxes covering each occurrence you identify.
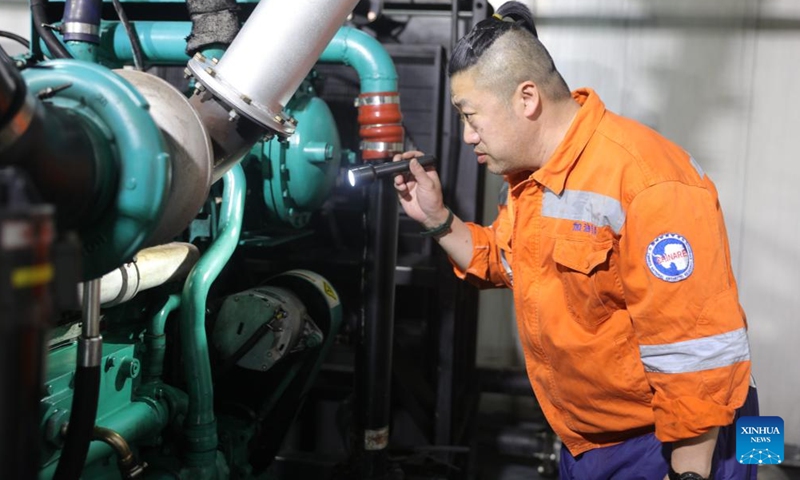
[452,98,470,109]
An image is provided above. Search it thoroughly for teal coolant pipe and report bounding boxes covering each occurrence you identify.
[87,23,398,93]
[318,26,398,93]
[102,21,191,65]
[65,41,98,62]
[44,22,225,66]
[179,164,245,472]
[144,294,181,384]
[84,21,403,160]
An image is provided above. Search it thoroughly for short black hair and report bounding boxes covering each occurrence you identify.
[448,1,538,77]
[448,1,570,102]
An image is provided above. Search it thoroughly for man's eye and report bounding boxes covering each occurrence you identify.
[460,113,474,122]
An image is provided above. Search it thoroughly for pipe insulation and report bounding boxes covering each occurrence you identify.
[78,242,200,307]
[185,0,239,55]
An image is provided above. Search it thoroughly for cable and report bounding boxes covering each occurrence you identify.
[111,0,145,71]
[30,0,72,59]
[0,31,30,50]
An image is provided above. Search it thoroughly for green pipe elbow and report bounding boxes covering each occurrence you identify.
[319,26,398,93]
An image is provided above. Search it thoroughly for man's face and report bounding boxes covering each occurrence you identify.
[450,70,527,175]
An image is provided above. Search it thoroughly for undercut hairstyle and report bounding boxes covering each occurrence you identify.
[448,1,571,103]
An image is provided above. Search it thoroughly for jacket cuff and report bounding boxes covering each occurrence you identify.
[450,223,486,280]
[653,395,738,442]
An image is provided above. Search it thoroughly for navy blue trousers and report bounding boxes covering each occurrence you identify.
[559,387,759,480]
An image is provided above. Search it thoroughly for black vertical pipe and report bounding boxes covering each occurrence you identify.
[357,179,398,479]
[0,168,55,480]
[0,45,23,131]
[53,278,102,480]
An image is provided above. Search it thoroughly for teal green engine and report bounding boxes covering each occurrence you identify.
[0,0,405,476]
[251,79,344,229]
[39,269,342,479]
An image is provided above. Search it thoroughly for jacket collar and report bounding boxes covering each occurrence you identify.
[529,88,606,195]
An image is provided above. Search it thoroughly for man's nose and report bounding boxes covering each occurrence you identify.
[462,122,479,145]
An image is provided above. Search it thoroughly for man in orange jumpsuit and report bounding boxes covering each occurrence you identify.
[393,2,757,479]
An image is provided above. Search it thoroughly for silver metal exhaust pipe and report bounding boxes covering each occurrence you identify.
[187,0,360,181]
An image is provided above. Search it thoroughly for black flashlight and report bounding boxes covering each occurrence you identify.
[347,154,437,187]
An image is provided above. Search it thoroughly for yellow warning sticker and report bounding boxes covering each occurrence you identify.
[11,263,54,288]
[323,281,338,301]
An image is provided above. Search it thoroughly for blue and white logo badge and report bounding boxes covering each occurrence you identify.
[646,233,693,282]
[737,416,784,465]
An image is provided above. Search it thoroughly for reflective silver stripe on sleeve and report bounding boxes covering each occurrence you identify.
[500,249,513,285]
[689,155,705,178]
[639,327,750,374]
[542,189,626,234]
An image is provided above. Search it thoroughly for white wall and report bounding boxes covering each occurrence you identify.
[0,3,30,57]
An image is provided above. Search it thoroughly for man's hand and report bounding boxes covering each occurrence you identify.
[393,151,449,228]
[392,150,473,270]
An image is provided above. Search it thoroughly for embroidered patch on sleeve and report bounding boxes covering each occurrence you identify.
[645,233,694,282]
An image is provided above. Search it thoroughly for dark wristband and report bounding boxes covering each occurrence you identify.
[668,467,707,480]
[420,208,454,238]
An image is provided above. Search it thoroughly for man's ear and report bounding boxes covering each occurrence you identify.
[519,81,540,118]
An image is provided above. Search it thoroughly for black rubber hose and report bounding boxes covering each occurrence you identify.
[30,0,72,59]
[0,167,54,480]
[0,31,30,49]
[110,0,144,71]
[53,365,101,480]
[0,45,23,125]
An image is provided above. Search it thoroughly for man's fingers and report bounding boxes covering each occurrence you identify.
[408,159,435,189]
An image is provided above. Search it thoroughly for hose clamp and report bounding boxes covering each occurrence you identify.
[360,141,404,153]
[360,122,403,129]
[61,22,100,36]
[354,95,400,107]
[106,261,140,307]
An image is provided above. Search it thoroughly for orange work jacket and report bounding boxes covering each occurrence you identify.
[454,88,751,456]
